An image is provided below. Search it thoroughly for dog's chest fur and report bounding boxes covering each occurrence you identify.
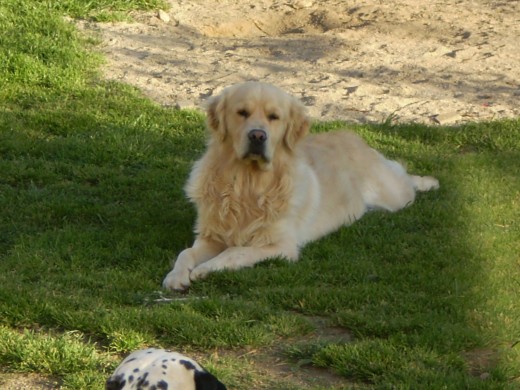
[186,158,293,247]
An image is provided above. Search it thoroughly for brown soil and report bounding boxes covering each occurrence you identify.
[79,0,520,125]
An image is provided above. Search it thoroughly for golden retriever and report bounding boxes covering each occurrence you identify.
[162,82,439,290]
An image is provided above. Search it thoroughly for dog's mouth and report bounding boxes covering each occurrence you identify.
[244,144,268,161]
[243,152,272,171]
[242,143,272,171]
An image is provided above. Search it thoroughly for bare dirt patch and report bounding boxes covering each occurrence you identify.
[462,348,499,380]
[206,316,353,389]
[78,0,520,125]
[0,371,59,390]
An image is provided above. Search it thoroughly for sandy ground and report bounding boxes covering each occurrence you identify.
[79,0,520,125]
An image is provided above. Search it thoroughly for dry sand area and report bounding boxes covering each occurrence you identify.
[81,0,520,125]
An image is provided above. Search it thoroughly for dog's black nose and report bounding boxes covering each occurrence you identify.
[248,129,267,144]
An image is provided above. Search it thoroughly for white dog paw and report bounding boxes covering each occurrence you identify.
[189,264,211,282]
[162,268,191,291]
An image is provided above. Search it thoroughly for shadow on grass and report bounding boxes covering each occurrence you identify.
[0,88,202,321]
[1,83,518,387]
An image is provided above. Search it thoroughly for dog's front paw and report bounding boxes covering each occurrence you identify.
[162,267,191,291]
[189,263,211,282]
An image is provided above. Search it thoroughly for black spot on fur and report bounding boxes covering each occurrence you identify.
[133,368,140,373]
[161,364,167,369]
[179,359,196,370]
[124,357,137,364]
[105,374,126,390]
[157,380,169,389]
[128,375,134,383]
[136,372,150,388]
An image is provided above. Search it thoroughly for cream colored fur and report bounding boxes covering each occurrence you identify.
[163,82,439,290]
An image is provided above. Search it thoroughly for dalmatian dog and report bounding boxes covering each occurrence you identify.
[106,348,227,390]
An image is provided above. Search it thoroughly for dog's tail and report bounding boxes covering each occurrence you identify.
[411,175,440,192]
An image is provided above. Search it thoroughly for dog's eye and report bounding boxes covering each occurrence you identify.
[237,109,250,118]
[268,113,279,121]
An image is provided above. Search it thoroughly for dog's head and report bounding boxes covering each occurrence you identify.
[106,348,227,390]
[206,82,310,170]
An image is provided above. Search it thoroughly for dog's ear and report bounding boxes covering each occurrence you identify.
[284,97,310,151]
[105,374,125,390]
[206,92,227,142]
[194,370,227,390]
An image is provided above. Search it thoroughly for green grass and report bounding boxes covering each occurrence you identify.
[52,0,168,21]
[1,1,519,388]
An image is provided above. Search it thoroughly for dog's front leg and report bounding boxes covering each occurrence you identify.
[162,238,224,291]
[190,243,299,282]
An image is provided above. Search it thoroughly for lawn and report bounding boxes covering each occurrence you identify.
[0,1,519,389]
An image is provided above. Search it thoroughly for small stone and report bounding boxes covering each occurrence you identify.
[289,0,314,9]
[430,112,462,125]
[301,95,316,106]
[158,10,170,23]
[174,100,196,110]
[367,274,381,283]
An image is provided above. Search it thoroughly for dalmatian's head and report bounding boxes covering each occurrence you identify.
[106,348,227,390]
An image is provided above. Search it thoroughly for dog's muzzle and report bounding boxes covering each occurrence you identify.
[246,129,268,159]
